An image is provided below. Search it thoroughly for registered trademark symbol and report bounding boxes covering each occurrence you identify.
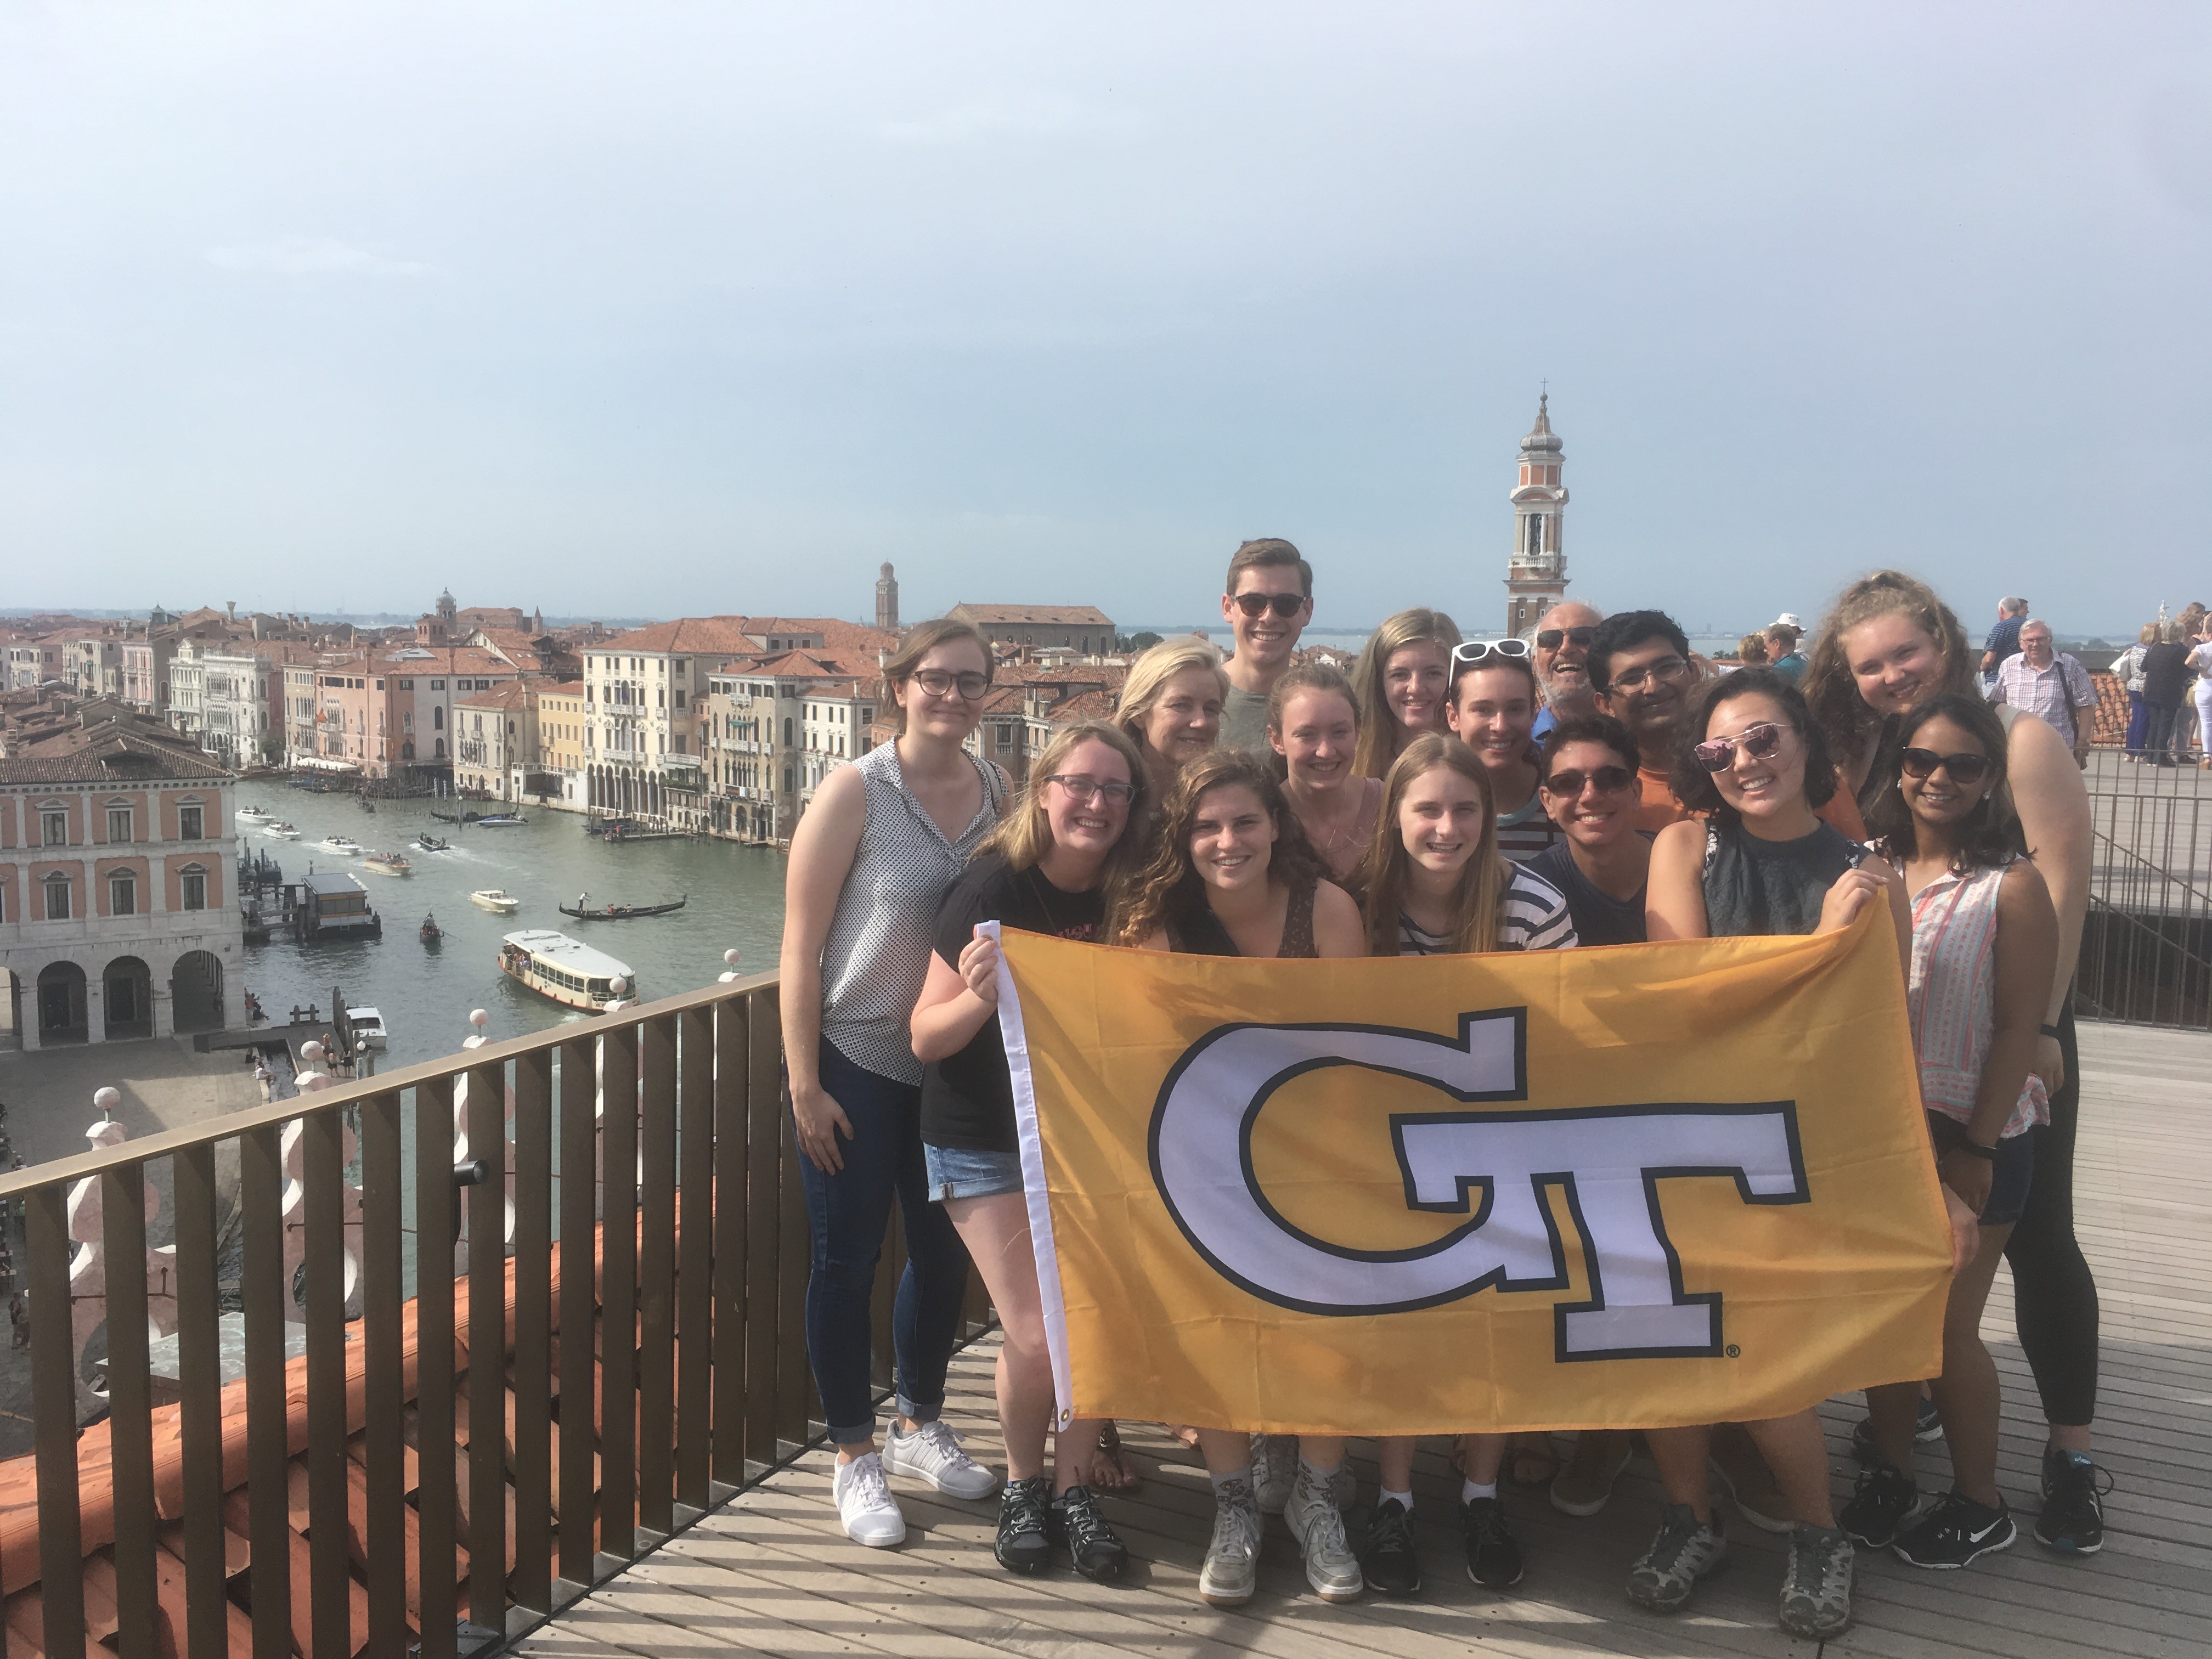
[1725,1345,1741,1358]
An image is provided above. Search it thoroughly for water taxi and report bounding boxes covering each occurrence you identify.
[235,804,272,823]
[362,851,412,876]
[263,822,302,840]
[470,889,521,914]
[349,1007,389,1051]
[498,930,635,1012]
[475,812,527,827]
[318,834,363,856]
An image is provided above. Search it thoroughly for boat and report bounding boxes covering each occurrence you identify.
[349,1007,388,1051]
[560,893,687,921]
[498,930,636,1012]
[235,805,272,823]
[417,833,450,851]
[431,808,484,825]
[362,851,412,877]
[420,912,442,944]
[585,816,639,837]
[298,871,381,940]
[318,834,363,855]
[264,822,301,840]
[474,813,527,827]
[470,889,521,914]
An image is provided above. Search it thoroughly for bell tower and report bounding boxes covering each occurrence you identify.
[875,562,900,633]
[1504,393,1570,636]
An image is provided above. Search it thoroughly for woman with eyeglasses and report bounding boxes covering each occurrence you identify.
[1635,666,1957,1641]
[1267,662,1383,882]
[1350,733,1576,1601]
[1116,749,1369,1609]
[1349,608,1462,777]
[780,618,1008,1549]
[910,721,1150,1583]
[1443,637,1565,862]
[1841,694,2056,1571]
[1115,637,1231,803]
[1804,570,2105,1555]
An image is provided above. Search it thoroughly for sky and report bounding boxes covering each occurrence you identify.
[3,2,2209,637]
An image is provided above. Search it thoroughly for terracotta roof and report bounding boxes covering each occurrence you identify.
[0,701,233,783]
[951,603,1114,627]
[597,616,765,656]
[456,680,532,711]
[1046,687,1117,725]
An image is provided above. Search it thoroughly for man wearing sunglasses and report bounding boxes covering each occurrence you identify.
[1216,537,1314,753]
[1529,601,1606,743]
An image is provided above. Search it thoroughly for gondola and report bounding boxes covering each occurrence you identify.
[430,808,484,825]
[420,912,442,944]
[559,894,687,922]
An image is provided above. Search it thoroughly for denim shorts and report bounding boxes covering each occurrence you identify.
[1927,1111,2034,1227]
[923,1142,1025,1203]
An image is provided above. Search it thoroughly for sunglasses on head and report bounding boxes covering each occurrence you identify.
[1230,590,1308,618]
[1542,764,1635,797]
[1898,747,1993,786]
[1535,626,1597,651]
[1692,721,1788,772]
[1449,638,1532,665]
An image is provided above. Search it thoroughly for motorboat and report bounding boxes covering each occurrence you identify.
[349,1007,388,1051]
[318,834,363,855]
[560,893,687,921]
[417,833,450,851]
[235,805,273,823]
[420,912,443,944]
[470,889,521,914]
[362,851,412,877]
[263,822,302,840]
[499,930,636,1012]
[474,813,526,827]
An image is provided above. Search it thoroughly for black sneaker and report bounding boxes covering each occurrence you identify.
[1460,1496,1524,1588]
[996,1476,1053,1575]
[1893,1491,2017,1569]
[2035,1449,2109,1555]
[1361,1498,1421,1596]
[1840,1463,1918,1549]
[1849,1397,1942,1464]
[1049,1484,1130,1582]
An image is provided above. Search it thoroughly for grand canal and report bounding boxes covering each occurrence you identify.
[239,793,787,1069]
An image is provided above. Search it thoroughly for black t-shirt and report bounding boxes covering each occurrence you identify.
[1526,837,1651,946]
[919,853,1106,1153]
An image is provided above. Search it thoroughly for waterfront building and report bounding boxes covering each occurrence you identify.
[530,679,590,810]
[454,681,538,800]
[0,698,241,1048]
[120,624,178,713]
[947,602,1116,656]
[702,648,881,844]
[1504,392,1572,637]
[296,645,521,783]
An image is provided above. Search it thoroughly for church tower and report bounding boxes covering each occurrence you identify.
[436,588,459,640]
[1504,394,1570,636]
[875,562,900,633]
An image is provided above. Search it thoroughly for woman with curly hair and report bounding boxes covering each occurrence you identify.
[1350,607,1461,778]
[1802,569,2106,1556]
[1114,749,1367,1609]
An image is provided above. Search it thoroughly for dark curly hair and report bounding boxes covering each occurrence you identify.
[1861,693,2023,870]
[1110,748,1325,946]
[1671,667,1836,823]
[1538,713,1638,782]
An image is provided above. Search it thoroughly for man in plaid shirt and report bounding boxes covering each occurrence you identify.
[1991,618,2098,768]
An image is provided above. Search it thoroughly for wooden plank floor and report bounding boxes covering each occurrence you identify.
[519,1021,2212,1659]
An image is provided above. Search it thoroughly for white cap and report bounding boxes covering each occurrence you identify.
[1770,613,1805,631]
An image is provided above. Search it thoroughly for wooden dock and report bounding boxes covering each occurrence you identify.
[517,1021,2210,1659]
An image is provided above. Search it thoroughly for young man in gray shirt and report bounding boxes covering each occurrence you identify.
[1215,537,1313,753]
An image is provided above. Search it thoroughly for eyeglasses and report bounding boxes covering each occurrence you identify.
[1608,655,1695,693]
[1449,638,1532,665]
[1542,764,1635,797]
[1898,748,1993,786]
[1693,721,1788,771]
[1042,774,1136,805]
[1534,627,1597,651]
[1230,590,1308,618]
[909,669,991,699]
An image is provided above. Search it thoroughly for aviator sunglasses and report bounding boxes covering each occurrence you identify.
[1534,625,1597,651]
[1898,747,1993,787]
[1692,721,1787,772]
[1230,590,1309,618]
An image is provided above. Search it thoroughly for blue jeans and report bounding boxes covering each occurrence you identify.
[798,1039,974,1444]
[2125,690,2148,755]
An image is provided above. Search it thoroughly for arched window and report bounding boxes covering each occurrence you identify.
[44,873,71,920]
[433,706,445,730]
[435,738,446,758]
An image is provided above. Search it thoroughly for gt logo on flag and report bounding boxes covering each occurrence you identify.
[1147,1010,1810,1359]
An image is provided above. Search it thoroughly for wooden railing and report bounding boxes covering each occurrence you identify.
[0,972,982,1658]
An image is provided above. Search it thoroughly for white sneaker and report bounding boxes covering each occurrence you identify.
[1200,1481,1263,1606]
[884,1420,1002,1500]
[1284,1468,1364,1602]
[832,1452,907,1548]
[1251,1433,1300,1515]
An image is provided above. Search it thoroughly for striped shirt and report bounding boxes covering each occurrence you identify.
[1398,863,1579,954]
[818,743,1007,1083]
[1495,793,1565,863]
[1906,857,2049,1139]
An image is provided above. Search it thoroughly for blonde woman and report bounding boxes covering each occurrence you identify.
[1351,608,1462,778]
[1115,637,1230,801]
[1267,663,1383,881]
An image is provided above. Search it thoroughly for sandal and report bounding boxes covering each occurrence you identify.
[1504,1431,1563,1487]
[1086,1420,1144,1492]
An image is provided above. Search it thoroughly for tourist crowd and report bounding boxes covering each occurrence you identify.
[777,543,2155,1641]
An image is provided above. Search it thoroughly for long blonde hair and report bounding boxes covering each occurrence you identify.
[1115,637,1229,759]
[1355,734,1505,956]
[1350,608,1462,779]
[975,721,1153,890]
[1800,571,1976,767]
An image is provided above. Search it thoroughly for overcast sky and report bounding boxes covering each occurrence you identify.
[3,2,2208,635]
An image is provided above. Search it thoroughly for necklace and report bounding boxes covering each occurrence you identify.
[1025,866,1102,941]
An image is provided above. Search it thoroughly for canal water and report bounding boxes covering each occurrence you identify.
[239,793,788,1070]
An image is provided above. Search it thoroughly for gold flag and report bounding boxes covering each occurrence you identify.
[993,910,1951,1436]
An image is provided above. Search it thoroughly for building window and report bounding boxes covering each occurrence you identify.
[181,865,207,911]
[42,809,67,846]
[434,707,445,730]
[110,872,136,916]
[432,679,445,690]
[108,807,132,843]
[179,804,204,840]
[44,873,71,920]
[399,678,414,690]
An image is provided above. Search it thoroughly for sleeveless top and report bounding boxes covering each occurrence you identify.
[1701,817,1866,938]
[1167,877,1319,958]
[1905,856,2049,1138]
[1863,706,2038,862]
[818,743,1007,1083]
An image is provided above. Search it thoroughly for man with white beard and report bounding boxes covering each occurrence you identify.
[1530,600,1606,742]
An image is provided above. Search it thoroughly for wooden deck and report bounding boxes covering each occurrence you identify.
[517,1021,2211,1659]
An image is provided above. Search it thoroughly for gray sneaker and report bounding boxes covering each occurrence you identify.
[1199,1480,1263,1607]
[1626,1503,1728,1612]
[1284,1468,1363,1602]
[1251,1434,1300,1515]
[1779,1523,1854,1639]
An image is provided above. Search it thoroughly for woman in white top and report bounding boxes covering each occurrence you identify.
[2189,619,2212,769]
